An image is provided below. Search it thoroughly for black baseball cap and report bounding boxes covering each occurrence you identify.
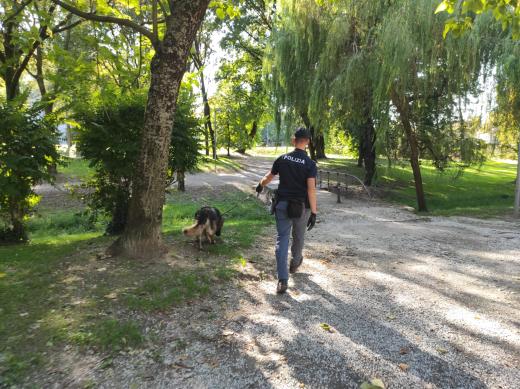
[294,127,311,139]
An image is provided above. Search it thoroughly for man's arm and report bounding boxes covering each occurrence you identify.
[307,177,317,214]
[260,172,275,187]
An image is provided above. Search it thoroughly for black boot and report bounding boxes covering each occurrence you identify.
[276,279,288,294]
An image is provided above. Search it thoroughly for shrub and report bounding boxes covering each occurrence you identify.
[0,101,60,243]
[76,87,200,234]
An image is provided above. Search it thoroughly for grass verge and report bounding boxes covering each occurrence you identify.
[316,157,517,216]
[0,187,272,385]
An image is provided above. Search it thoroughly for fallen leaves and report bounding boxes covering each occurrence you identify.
[319,323,335,333]
[399,346,410,355]
[436,347,448,355]
[360,378,385,389]
[398,363,409,371]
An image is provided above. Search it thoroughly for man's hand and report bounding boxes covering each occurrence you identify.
[256,183,263,194]
[307,212,316,231]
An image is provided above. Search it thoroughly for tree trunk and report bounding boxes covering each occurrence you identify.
[227,122,231,156]
[200,71,216,159]
[391,88,428,212]
[250,121,258,139]
[106,197,129,236]
[357,140,364,167]
[5,199,28,243]
[109,0,210,259]
[362,117,376,186]
[204,123,210,156]
[177,170,186,192]
[515,139,520,216]
[314,132,327,159]
[300,111,316,160]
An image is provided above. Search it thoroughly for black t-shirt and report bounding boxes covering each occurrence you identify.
[271,148,317,202]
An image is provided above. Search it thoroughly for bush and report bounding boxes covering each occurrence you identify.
[0,101,60,243]
[76,87,200,234]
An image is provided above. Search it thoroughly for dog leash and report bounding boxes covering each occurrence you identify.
[220,204,240,216]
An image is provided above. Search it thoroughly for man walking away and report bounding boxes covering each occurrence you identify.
[256,128,317,294]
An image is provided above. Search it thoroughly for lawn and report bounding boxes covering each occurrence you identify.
[316,156,518,216]
[0,187,272,386]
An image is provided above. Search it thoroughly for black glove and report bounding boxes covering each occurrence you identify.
[307,213,316,231]
[255,183,263,194]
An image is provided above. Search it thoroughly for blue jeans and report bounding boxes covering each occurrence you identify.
[275,200,310,281]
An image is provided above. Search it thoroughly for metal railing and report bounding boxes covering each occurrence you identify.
[317,169,372,203]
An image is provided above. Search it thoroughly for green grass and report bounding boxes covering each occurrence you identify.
[60,157,93,181]
[197,155,243,173]
[0,188,272,385]
[316,157,517,216]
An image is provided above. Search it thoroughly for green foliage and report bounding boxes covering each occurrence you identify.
[436,0,520,39]
[169,87,202,178]
[76,92,145,235]
[0,100,60,243]
[76,87,200,234]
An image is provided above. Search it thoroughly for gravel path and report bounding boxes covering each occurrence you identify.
[46,155,520,388]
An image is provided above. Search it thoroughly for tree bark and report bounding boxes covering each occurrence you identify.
[200,71,216,159]
[362,117,376,186]
[313,131,327,159]
[357,140,364,167]
[391,88,428,212]
[204,124,210,156]
[109,0,210,259]
[177,170,185,192]
[227,122,231,156]
[515,139,520,216]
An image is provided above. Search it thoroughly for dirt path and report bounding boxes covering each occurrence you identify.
[61,155,520,388]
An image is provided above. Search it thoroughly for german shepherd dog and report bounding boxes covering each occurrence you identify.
[183,207,224,249]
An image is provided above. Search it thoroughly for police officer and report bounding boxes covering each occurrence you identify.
[256,128,317,294]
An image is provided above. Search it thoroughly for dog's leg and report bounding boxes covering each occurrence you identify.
[198,235,202,250]
[205,230,212,245]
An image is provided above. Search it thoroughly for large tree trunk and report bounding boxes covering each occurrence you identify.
[313,131,326,159]
[391,88,428,212]
[109,0,210,259]
[357,140,364,167]
[362,117,376,186]
[515,140,520,216]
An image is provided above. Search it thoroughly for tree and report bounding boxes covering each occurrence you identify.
[0,0,81,101]
[49,0,212,258]
[265,0,327,160]
[374,0,487,211]
[77,85,200,234]
[437,0,520,215]
[0,100,60,242]
[191,22,218,159]
[436,0,520,39]
[495,40,520,215]
[214,0,272,154]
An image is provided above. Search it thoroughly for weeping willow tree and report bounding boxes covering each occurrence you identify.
[374,0,489,211]
[495,39,520,215]
[264,0,328,160]
[308,0,391,185]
